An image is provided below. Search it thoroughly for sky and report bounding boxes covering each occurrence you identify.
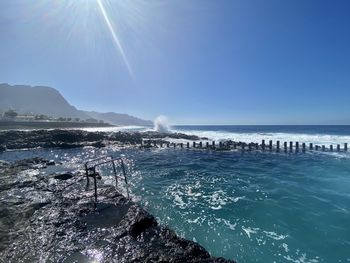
[0,0,350,125]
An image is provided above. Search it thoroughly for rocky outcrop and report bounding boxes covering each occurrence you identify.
[0,130,142,151]
[0,158,236,263]
[0,129,203,152]
[142,131,206,141]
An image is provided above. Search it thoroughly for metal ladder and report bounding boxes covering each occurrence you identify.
[84,156,129,203]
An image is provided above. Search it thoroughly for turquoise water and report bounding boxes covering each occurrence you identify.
[2,146,350,263]
[129,148,350,263]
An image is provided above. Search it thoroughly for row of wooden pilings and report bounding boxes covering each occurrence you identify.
[142,140,348,152]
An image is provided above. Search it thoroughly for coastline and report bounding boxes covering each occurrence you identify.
[0,157,236,262]
[0,129,236,262]
[0,129,203,152]
[1,127,349,261]
[0,120,114,130]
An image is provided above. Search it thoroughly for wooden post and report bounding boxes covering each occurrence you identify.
[193,141,196,148]
[248,143,252,151]
[276,141,280,151]
[199,141,202,148]
[219,141,222,148]
[173,143,176,148]
[180,143,183,148]
[262,140,265,150]
[167,143,170,148]
[242,143,245,151]
[322,145,325,151]
[330,145,333,151]
[153,141,157,147]
[269,140,273,150]
[284,142,287,151]
[212,141,215,147]
[289,141,293,151]
[256,143,259,150]
[233,143,237,150]
[302,143,306,152]
[337,144,340,152]
[309,143,313,150]
[295,142,299,152]
[316,145,319,150]
[345,143,348,151]
[187,142,189,148]
[206,142,209,148]
[160,142,163,147]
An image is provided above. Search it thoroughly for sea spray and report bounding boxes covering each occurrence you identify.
[154,115,170,133]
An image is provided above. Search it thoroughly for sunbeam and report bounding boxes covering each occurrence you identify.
[97,0,133,76]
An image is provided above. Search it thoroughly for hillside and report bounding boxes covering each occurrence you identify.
[0,83,88,119]
[83,111,153,126]
[0,83,153,126]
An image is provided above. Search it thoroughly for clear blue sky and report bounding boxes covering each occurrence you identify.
[0,0,349,124]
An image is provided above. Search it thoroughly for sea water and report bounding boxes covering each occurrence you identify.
[1,125,350,262]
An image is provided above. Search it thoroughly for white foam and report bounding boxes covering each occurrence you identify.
[242,226,258,238]
[170,127,350,145]
[282,243,290,253]
[216,218,237,230]
[263,231,288,240]
[154,115,170,133]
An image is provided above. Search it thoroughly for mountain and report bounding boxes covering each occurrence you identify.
[82,111,153,126]
[0,83,89,119]
[0,83,153,126]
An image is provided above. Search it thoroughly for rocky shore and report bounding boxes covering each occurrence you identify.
[0,158,236,262]
[0,129,204,152]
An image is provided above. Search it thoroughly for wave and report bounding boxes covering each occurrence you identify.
[171,128,350,145]
[77,125,349,145]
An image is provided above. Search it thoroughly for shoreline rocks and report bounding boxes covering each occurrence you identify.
[0,158,236,262]
[0,129,203,152]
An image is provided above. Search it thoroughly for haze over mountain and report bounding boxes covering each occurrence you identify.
[0,83,152,126]
[82,111,152,126]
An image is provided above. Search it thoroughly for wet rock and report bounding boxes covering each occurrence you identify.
[54,172,74,180]
[125,205,158,238]
[0,129,207,151]
[143,131,205,141]
[47,160,56,166]
[90,140,106,148]
[0,158,236,263]
[0,130,141,150]
[0,144,6,152]
[0,160,9,168]
[16,157,48,165]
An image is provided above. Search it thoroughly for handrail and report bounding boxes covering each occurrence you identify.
[85,156,130,204]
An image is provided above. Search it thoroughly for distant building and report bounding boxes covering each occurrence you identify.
[16,115,36,121]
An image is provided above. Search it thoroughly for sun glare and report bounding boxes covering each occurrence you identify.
[96,0,133,76]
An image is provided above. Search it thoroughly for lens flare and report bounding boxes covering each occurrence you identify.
[96,0,133,76]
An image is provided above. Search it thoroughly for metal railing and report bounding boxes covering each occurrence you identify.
[84,156,129,203]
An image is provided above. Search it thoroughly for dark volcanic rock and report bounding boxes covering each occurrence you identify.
[0,160,9,168]
[0,129,143,151]
[47,160,56,166]
[0,144,6,152]
[0,129,207,152]
[54,172,74,180]
[0,158,236,263]
[143,131,206,141]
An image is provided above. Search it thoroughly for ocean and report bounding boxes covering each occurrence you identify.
[1,125,350,262]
